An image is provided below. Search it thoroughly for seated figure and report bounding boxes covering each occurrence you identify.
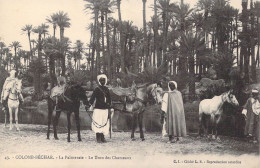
[50,76,67,100]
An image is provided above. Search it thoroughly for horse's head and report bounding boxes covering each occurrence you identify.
[12,79,22,94]
[150,85,163,104]
[70,84,88,103]
[126,82,137,102]
[224,90,239,106]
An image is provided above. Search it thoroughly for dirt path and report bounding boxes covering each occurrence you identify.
[0,124,259,168]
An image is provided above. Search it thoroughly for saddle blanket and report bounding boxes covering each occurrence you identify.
[50,85,65,99]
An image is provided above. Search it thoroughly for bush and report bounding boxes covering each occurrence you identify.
[0,67,8,94]
[184,101,200,133]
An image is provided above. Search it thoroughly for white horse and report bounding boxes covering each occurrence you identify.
[199,90,239,139]
[3,79,23,130]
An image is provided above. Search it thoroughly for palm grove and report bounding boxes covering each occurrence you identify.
[0,0,259,100]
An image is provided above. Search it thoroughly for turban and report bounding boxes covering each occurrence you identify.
[168,81,177,91]
[97,74,108,86]
[252,89,259,93]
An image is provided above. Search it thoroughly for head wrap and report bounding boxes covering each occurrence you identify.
[168,81,177,91]
[9,69,16,77]
[252,88,259,94]
[97,74,108,86]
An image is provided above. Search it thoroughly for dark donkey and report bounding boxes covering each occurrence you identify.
[47,84,89,142]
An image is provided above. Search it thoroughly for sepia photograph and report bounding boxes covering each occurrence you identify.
[0,0,259,167]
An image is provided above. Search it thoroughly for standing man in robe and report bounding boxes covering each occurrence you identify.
[89,74,111,143]
[242,89,260,143]
[161,81,187,143]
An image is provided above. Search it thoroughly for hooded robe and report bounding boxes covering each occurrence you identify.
[161,81,187,137]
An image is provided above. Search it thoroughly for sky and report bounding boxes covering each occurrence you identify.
[0,0,242,52]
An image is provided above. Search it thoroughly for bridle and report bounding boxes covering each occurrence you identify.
[151,86,162,104]
[126,87,145,104]
[8,80,21,101]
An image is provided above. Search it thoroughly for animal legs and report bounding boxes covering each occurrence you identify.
[15,107,19,131]
[199,112,203,137]
[67,113,71,142]
[4,108,7,127]
[210,115,217,139]
[47,100,53,139]
[131,113,138,140]
[205,115,210,138]
[74,111,82,141]
[9,107,13,130]
[215,115,221,141]
[138,112,145,141]
[53,111,61,140]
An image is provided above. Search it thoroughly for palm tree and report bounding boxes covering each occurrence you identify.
[196,0,212,48]
[32,24,49,98]
[117,0,125,73]
[152,0,159,67]
[41,23,49,39]
[17,49,27,71]
[9,41,22,71]
[21,24,33,58]
[0,42,6,67]
[180,31,205,98]
[46,13,58,38]
[55,11,71,75]
[74,40,84,70]
[157,0,175,64]
[43,36,64,87]
[172,0,193,75]
[32,25,45,59]
[100,0,116,76]
[241,0,249,82]
[142,0,148,67]
[3,48,10,70]
[30,39,37,56]
[84,0,102,85]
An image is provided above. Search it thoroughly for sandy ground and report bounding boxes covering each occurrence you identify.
[0,123,259,168]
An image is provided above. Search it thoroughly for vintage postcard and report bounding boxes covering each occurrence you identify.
[0,0,259,167]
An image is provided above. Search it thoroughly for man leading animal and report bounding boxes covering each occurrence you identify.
[88,74,112,143]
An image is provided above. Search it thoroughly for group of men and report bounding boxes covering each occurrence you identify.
[87,75,259,144]
[1,69,259,144]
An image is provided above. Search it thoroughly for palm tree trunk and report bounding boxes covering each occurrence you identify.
[49,54,55,88]
[117,0,125,73]
[105,12,111,80]
[241,0,249,83]
[112,20,117,77]
[53,26,56,38]
[236,15,239,66]
[179,0,186,76]
[91,10,98,87]
[96,15,101,76]
[250,0,256,82]
[14,48,18,71]
[189,54,195,100]
[143,0,148,67]
[28,32,33,59]
[153,0,158,67]
[101,11,106,73]
[60,27,66,76]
